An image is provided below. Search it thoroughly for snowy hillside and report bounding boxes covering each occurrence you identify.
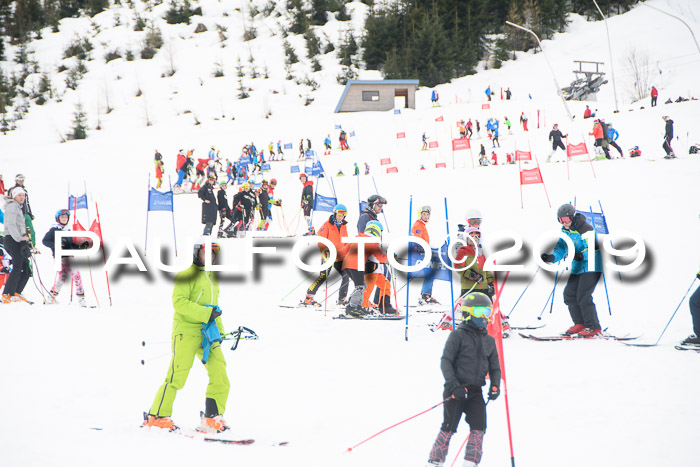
[1,1,700,466]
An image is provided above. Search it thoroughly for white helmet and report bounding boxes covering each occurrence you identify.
[465,208,482,221]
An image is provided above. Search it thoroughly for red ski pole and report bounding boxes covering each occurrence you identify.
[346,398,451,453]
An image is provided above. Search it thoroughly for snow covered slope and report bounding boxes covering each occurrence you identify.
[0,1,699,466]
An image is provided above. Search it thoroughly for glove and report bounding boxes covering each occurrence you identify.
[451,386,468,400]
[573,252,584,261]
[541,253,555,263]
[321,250,330,261]
[468,271,484,283]
[20,242,31,258]
[204,304,222,323]
[487,283,495,296]
[488,385,500,400]
[79,241,91,250]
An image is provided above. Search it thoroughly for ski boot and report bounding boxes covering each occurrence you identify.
[198,412,229,433]
[377,295,397,315]
[335,297,349,307]
[578,327,602,338]
[680,334,700,346]
[1,294,11,304]
[142,412,178,432]
[345,305,370,318]
[300,294,320,307]
[419,294,440,306]
[77,294,87,307]
[564,324,585,336]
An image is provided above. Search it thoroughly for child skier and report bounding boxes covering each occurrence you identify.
[426,292,501,467]
[41,209,87,306]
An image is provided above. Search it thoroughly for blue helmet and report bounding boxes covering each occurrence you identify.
[55,209,70,223]
[365,220,383,237]
[334,204,347,213]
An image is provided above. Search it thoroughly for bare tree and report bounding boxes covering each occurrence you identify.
[625,47,652,103]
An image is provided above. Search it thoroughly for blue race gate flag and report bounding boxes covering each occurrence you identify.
[359,201,368,213]
[284,143,293,150]
[148,188,174,212]
[407,242,452,281]
[349,131,356,137]
[335,124,342,129]
[240,155,252,165]
[290,165,300,174]
[394,109,401,115]
[578,210,609,234]
[261,163,271,172]
[237,177,246,184]
[68,194,88,210]
[313,193,337,212]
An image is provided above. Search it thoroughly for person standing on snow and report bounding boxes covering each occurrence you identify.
[144,240,230,433]
[422,132,429,151]
[1,187,32,304]
[485,85,492,102]
[662,116,675,159]
[454,228,494,299]
[198,175,218,236]
[606,123,624,158]
[302,204,351,307]
[324,134,332,155]
[590,119,610,159]
[505,87,512,100]
[491,120,500,148]
[357,194,386,233]
[540,203,603,337]
[519,112,528,131]
[411,205,440,305]
[547,124,568,162]
[680,268,700,346]
[216,182,234,237]
[650,86,658,107]
[426,292,501,467]
[299,173,315,234]
[42,209,88,306]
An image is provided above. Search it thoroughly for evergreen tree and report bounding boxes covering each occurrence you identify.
[310,0,328,26]
[71,103,88,139]
[283,40,298,64]
[337,31,357,67]
[288,0,307,35]
[304,28,321,58]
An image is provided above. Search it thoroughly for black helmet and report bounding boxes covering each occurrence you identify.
[557,204,576,222]
[368,194,387,207]
[461,292,493,321]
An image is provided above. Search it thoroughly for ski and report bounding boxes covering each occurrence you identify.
[334,313,405,321]
[509,324,546,331]
[135,425,288,446]
[279,304,321,310]
[519,332,640,342]
[203,438,255,445]
[675,345,700,353]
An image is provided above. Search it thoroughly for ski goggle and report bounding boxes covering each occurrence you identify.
[57,209,70,218]
[469,231,481,239]
[198,244,220,255]
[470,306,493,319]
[335,210,347,216]
[558,216,572,224]
[467,218,481,227]
[420,206,432,214]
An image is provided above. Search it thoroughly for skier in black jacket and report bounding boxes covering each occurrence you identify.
[663,116,675,159]
[427,292,501,467]
[357,194,386,233]
[547,124,568,162]
[216,182,234,237]
[198,175,218,235]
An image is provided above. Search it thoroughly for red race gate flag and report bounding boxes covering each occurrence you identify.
[428,141,439,149]
[396,132,406,139]
[435,115,444,122]
[515,150,531,161]
[380,158,392,166]
[435,162,447,168]
[481,103,490,110]
[567,142,588,157]
[386,166,399,174]
[452,138,470,151]
[520,167,543,185]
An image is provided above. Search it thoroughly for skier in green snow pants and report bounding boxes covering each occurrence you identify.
[146,242,230,432]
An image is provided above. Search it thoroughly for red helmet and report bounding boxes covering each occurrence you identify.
[299,173,307,180]
[270,178,277,185]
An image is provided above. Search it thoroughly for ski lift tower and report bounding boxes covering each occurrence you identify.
[561,60,608,101]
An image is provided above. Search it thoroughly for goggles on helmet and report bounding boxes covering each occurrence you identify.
[467,218,481,227]
[558,216,572,224]
[470,306,492,319]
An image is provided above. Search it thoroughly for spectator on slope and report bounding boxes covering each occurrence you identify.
[357,194,386,233]
[458,121,466,139]
[606,122,624,158]
[155,152,165,189]
[411,205,440,305]
[491,120,500,148]
[504,116,512,135]
[490,151,498,165]
[547,123,568,163]
[7,174,35,247]
[144,239,230,434]
[485,85,492,102]
[475,119,481,138]
[583,105,595,119]
[216,182,234,238]
[662,115,675,159]
[277,140,284,156]
[298,139,305,160]
[301,204,351,307]
[229,183,248,237]
[299,173,314,234]
[1,187,32,304]
[540,203,603,337]
[422,132,429,151]
[589,119,610,159]
[175,150,187,189]
[339,130,350,150]
[431,89,438,105]
[650,86,658,107]
[364,162,370,175]
[42,209,88,306]
[425,291,501,467]
[505,87,512,100]
[198,175,218,236]
[323,134,332,155]
[466,119,473,138]
[519,112,528,131]
[478,144,487,166]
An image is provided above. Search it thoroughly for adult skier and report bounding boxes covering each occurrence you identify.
[540,203,603,337]
[1,187,32,303]
[42,209,87,306]
[8,174,35,245]
[426,292,501,467]
[198,175,218,236]
[650,86,658,107]
[662,116,675,159]
[144,240,230,433]
[547,124,568,162]
[342,221,388,317]
[216,182,234,237]
[299,173,314,233]
[590,119,610,159]
[411,205,439,305]
[606,123,624,158]
[302,204,351,307]
[357,194,386,233]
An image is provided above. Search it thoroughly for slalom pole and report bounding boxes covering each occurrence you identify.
[507,266,540,318]
[450,433,471,467]
[598,200,621,281]
[405,195,413,341]
[95,202,112,306]
[590,205,611,315]
[371,175,390,233]
[345,397,451,453]
[444,197,455,324]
